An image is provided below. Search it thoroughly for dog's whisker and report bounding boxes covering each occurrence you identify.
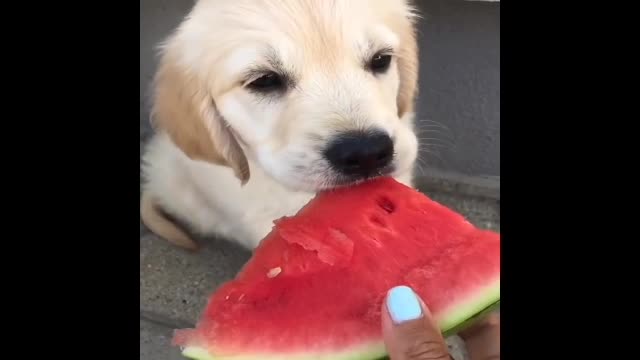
[414,156,428,174]
[418,142,456,152]
[417,133,454,141]
[420,143,451,149]
[420,149,445,164]
[417,137,456,145]
[418,124,452,131]
[417,119,451,128]
[417,135,455,141]
[417,127,451,132]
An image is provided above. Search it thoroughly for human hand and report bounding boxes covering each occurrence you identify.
[382,286,500,360]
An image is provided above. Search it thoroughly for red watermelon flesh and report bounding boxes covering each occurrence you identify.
[174,177,500,360]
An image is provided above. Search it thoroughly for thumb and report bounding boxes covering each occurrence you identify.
[382,286,451,360]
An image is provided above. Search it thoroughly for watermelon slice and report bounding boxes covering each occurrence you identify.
[174,177,500,360]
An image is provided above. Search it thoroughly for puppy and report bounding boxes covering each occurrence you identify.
[141,0,420,250]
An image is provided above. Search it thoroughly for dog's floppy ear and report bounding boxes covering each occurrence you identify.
[151,52,250,184]
[395,8,420,119]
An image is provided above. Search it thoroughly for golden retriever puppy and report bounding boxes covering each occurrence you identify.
[141,0,420,250]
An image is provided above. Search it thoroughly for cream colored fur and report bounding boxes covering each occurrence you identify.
[141,0,421,250]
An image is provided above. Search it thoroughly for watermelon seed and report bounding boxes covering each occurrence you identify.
[377,196,396,214]
[370,215,388,228]
[267,267,282,278]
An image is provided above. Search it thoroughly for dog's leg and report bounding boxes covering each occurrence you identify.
[140,191,199,251]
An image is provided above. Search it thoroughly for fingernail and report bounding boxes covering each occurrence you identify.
[386,285,423,324]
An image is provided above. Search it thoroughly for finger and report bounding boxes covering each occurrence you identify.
[459,312,500,360]
[382,286,452,360]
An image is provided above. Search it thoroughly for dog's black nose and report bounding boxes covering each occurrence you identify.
[324,130,394,176]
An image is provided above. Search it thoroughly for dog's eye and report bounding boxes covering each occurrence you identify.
[248,72,284,92]
[369,53,392,73]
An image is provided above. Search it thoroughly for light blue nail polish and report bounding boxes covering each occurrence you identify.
[387,285,423,324]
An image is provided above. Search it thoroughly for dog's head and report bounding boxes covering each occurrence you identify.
[152,0,420,191]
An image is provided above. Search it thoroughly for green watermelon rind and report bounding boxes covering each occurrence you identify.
[179,278,499,360]
[440,277,501,336]
[182,343,387,360]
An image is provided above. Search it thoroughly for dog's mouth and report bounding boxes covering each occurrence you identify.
[319,164,396,190]
[257,140,398,192]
